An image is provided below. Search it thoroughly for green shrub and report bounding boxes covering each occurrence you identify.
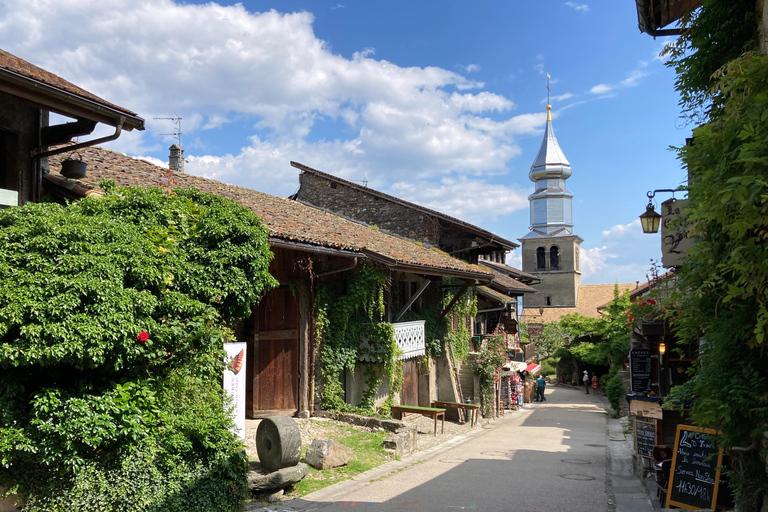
[0,185,276,511]
[599,369,624,415]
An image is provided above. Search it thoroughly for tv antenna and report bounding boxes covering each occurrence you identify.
[154,116,183,148]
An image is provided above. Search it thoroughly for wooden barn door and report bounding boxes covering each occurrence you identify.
[252,286,299,417]
[401,359,419,406]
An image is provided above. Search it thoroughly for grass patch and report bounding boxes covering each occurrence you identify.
[283,424,391,498]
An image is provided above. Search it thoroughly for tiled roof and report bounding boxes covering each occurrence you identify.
[44,146,492,280]
[476,286,516,304]
[0,49,139,118]
[291,161,519,250]
[479,263,537,294]
[479,261,540,285]
[597,270,676,310]
[519,283,637,324]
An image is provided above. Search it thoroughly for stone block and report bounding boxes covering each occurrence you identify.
[305,438,354,469]
[256,415,302,471]
[247,462,308,493]
[382,426,417,457]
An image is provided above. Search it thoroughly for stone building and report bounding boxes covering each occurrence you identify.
[518,104,583,309]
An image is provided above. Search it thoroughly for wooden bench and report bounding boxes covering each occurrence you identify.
[431,400,481,427]
[390,405,445,436]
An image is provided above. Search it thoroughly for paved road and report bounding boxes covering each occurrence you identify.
[286,385,617,512]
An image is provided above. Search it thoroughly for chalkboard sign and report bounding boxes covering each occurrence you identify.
[630,349,652,393]
[666,425,723,510]
[635,418,659,459]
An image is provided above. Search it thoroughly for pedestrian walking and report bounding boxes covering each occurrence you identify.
[583,370,590,394]
[536,375,546,402]
[591,372,599,395]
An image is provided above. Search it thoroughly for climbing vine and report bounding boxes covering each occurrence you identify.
[443,286,478,364]
[660,2,768,508]
[466,331,506,417]
[314,264,400,413]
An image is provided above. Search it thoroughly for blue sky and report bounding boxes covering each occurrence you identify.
[0,0,688,284]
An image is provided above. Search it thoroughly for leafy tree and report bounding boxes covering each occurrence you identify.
[0,185,277,511]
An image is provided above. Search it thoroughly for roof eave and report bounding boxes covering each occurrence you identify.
[0,68,145,131]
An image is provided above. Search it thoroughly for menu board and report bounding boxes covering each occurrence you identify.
[635,418,659,459]
[666,425,723,510]
[630,349,652,393]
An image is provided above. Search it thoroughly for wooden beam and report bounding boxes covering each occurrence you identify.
[439,281,471,320]
[394,279,431,322]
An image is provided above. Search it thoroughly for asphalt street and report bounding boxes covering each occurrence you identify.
[283,385,624,512]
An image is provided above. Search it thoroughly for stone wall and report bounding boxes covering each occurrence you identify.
[296,172,440,245]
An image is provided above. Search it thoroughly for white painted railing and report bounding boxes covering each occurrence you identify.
[393,320,425,360]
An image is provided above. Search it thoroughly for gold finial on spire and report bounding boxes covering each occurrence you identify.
[546,73,552,121]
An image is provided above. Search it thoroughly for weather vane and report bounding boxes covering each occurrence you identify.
[546,73,551,104]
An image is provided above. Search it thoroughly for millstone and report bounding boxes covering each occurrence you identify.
[256,415,302,471]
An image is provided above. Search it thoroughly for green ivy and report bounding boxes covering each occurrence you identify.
[314,264,400,413]
[667,50,768,509]
[0,185,276,511]
[442,286,477,364]
[466,332,506,417]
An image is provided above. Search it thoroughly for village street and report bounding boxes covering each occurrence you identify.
[262,386,647,512]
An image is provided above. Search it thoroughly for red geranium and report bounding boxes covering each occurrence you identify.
[137,331,149,343]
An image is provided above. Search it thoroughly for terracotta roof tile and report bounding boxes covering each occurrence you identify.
[0,48,139,117]
[519,283,636,324]
[45,146,491,280]
[477,285,516,304]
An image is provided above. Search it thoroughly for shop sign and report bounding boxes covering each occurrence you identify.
[527,323,543,338]
[223,342,247,440]
[661,198,693,268]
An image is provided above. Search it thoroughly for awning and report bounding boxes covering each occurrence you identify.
[526,363,541,375]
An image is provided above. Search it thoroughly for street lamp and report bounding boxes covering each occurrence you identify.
[639,189,687,234]
[658,342,666,355]
[640,202,662,234]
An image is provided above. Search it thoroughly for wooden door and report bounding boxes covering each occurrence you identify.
[401,359,419,406]
[252,286,299,417]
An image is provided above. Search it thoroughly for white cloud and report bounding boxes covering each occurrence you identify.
[506,250,522,270]
[580,246,615,277]
[621,69,648,87]
[602,219,643,239]
[541,92,574,104]
[0,0,550,195]
[460,64,481,73]
[564,2,589,13]
[589,84,613,95]
[330,4,344,9]
[388,177,529,224]
[134,155,167,168]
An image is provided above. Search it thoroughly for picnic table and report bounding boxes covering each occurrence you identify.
[431,400,481,427]
[390,405,445,436]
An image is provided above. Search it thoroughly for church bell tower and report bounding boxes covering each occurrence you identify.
[519,101,583,308]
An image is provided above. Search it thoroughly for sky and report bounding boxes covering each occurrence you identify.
[0,0,690,285]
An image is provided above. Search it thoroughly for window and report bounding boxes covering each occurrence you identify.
[550,246,560,270]
[536,247,546,269]
[546,296,552,306]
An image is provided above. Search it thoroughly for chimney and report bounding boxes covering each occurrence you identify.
[169,144,184,173]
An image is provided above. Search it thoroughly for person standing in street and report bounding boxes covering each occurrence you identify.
[536,375,546,402]
[591,372,599,395]
[583,370,590,394]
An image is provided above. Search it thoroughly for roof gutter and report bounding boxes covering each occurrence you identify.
[361,249,492,283]
[32,121,123,160]
[0,67,145,131]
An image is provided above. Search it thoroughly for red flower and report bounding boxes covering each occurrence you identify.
[137,331,149,343]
